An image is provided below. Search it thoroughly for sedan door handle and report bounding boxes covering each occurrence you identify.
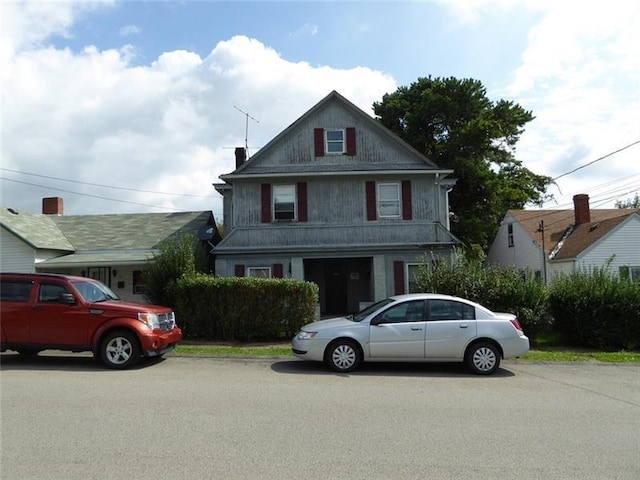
[459,324,468,329]
[410,327,423,331]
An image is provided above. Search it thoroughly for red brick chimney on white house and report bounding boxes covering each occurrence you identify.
[573,194,591,225]
[42,197,63,215]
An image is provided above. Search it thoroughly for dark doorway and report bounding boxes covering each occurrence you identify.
[325,264,347,314]
[304,257,372,316]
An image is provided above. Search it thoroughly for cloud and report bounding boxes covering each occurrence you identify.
[119,24,142,37]
[1,6,396,217]
[289,23,319,38]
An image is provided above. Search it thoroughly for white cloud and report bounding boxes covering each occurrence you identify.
[119,24,142,37]
[1,7,396,218]
[495,2,640,208]
[289,23,319,38]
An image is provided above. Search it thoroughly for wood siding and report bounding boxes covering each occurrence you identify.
[0,228,36,272]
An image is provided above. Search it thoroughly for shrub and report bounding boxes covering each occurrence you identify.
[170,274,319,342]
[143,234,206,307]
[414,251,551,338]
[548,265,640,350]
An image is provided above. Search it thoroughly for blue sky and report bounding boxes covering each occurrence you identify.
[2,1,639,219]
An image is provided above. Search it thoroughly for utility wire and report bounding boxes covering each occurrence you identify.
[552,139,640,181]
[0,177,213,213]
[0,168,215,198]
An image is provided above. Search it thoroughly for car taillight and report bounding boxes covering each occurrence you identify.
[510,318,524,332]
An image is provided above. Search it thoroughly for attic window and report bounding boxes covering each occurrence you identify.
[326,129,345,154]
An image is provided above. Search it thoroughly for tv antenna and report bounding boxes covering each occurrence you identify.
[233,105,259,156]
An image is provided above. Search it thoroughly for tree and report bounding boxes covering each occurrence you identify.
[615,193,640,208]
[373,76,552,250]
[143,233,207,307]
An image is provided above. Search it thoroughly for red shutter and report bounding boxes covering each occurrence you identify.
[402,180,412,220]
[297,182,308,222]
[273,264,284,278]
[393,261,405,295]
[314,128,324,156]
[235,265,245,277]
[346,127,356,155]
[366,181,377,221]
[261,183,271,223]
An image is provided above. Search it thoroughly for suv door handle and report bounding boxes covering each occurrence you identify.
[410,327,422,331]
[459,324,468,329]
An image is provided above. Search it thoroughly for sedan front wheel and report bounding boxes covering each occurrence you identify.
[325,340,362,373]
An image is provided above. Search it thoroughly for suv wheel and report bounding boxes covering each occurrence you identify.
[100,330,141,369]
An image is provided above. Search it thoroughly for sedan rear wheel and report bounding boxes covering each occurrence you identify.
[100,330,141,369]
[466,342,500,375]
[326,340,361,373]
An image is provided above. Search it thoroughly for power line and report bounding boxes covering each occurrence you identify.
[0,168,216,198]
[1,177,223,216]
[552,139,640,181]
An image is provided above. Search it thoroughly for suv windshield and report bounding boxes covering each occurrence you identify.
[72,280,120,303]
[352,298,394,322]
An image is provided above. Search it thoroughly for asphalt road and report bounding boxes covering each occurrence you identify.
[1,353,639,480]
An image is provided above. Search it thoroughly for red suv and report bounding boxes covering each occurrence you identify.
[0,273,182,369]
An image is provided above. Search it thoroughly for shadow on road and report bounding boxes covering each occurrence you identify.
[271,359,516,378]
[0,352,167,372]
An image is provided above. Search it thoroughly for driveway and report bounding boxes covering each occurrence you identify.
[1,354,639,479]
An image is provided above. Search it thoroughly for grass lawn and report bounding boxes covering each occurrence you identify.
[173,343,640,363]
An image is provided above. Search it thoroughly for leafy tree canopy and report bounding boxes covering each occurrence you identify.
[615,193,640,208]
[373,76,553,250]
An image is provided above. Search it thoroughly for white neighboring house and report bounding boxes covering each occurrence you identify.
[487,194,640,284]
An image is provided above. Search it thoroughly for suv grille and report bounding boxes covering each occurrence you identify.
[157,313,176,331]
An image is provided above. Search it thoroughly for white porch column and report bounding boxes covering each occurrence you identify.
[290,257,304,280]
[372,255,386,301]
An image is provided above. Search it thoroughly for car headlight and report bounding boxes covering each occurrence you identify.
[138,312,160,330]
[296,331,317,340]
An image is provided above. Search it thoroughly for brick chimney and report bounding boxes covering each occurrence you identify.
[42,197,63,215]
[573,194,590,225]
[235,147,246,168]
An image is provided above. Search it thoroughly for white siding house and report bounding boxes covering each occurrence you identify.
[487,194,640,283]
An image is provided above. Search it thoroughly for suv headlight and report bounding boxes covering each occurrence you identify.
[138,313,160,330]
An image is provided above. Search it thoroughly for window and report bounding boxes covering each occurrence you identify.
[326,129,345,154]
[620,266,640,282]
[378,183,400,218]
[374,300,425,324]
[38,283,71,303]
[428,300,475,321]
[273,185,296,220]
[248,267,271,278]
[406,263,425,293]
[0,280,33,302]
[133,270,146,295]
[507,223,514,247]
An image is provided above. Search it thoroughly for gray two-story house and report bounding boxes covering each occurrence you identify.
[213,91,460,315]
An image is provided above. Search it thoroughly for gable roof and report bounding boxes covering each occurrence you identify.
[221,90,451,179]
[1,207,216,265]
[508,208,640,259]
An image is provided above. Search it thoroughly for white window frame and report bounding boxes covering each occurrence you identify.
[325,129,345,154]
[378,182,401,218]
[507,223,514,248]
[630,266,640,282]
[273,184,296,221]
[248,267,271,278]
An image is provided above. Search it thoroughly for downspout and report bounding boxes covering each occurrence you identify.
[435,173,440,243]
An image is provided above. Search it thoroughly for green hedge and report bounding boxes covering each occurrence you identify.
[169,274,319,342]
[414,252,550,337]
[548,266,640,350]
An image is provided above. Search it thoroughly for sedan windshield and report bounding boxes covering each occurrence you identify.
[352,298,394,322]
[72,280,120,303]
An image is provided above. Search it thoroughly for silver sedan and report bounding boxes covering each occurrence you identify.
[292,293,530,375]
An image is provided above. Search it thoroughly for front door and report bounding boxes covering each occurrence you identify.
[29,280,90,346]
[369,300,426,358]
[325,265,347,315]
